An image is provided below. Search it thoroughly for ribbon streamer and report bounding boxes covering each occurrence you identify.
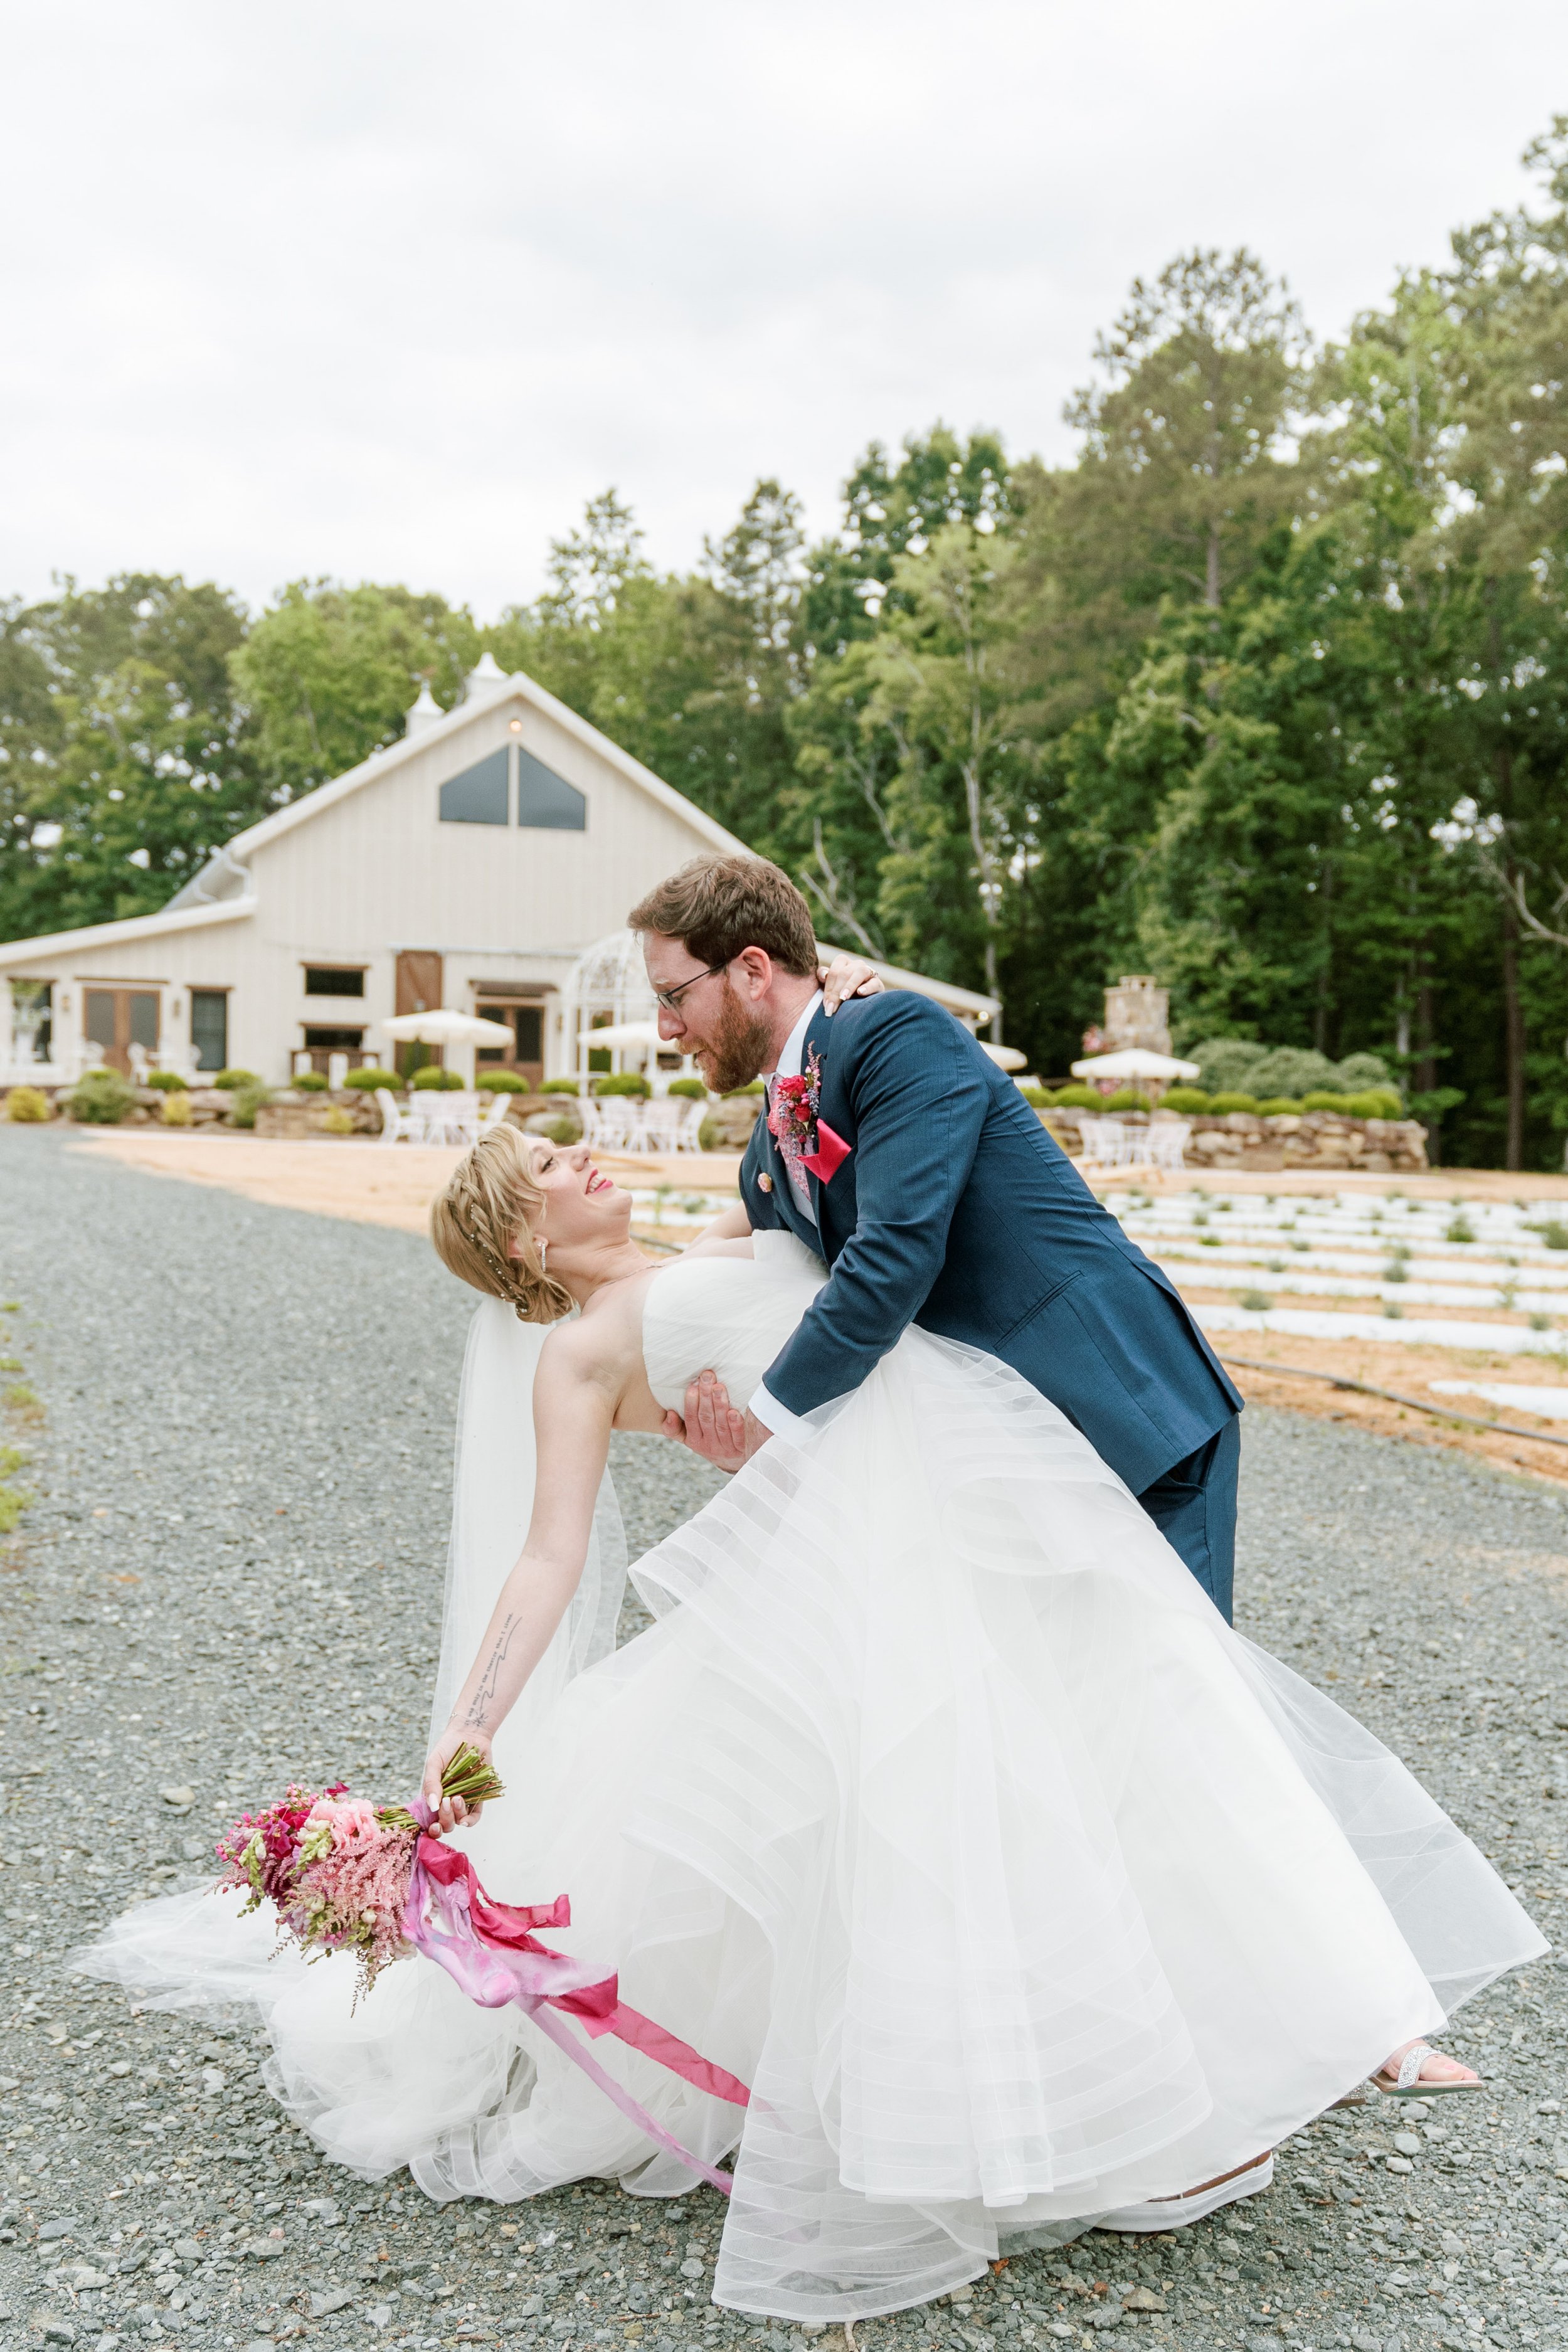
[402,1803,750,2196]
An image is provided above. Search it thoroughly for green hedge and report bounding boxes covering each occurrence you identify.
[541,1078,579,1096]
[343,1066,399,1092]
[665,1076,709,1100]
[1160,1086,1211,1113]
[594,1072,651,1098]
[411,1066,467,1091]
[480,1071,531,1094]
[227,1082,271,1130]
[146,1069,188,1092]
[212,1067,260,1090]
[66,1068,136,1125]
[1208,1091,1263,1115]
[293,1071,328,1092]
[1046,1083,1101,1110]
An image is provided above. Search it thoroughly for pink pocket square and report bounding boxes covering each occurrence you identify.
[800,1119,850,1183]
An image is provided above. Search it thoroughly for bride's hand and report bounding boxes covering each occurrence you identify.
[421,1722,495,1834]
[818,953,883,1012]
[661,1370,748,1471]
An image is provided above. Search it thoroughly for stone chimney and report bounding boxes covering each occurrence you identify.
[1102,975,1171,1055]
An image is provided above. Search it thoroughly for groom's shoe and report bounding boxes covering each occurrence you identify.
[1096,2153,1274,2233]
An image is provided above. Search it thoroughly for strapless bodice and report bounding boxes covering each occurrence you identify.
[642,1230,827,1411]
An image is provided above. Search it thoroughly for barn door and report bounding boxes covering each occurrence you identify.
[395,950,444,1077]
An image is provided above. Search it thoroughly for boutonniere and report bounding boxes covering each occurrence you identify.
[768,1047,851,1185]
[766,1047,822,1155]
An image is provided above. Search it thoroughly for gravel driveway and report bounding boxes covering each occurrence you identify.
[1,1126,1565,2352]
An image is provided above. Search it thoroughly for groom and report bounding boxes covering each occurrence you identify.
[628,854,1244,1619]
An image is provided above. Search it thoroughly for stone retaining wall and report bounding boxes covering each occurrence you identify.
[1044,1106,1429,1174]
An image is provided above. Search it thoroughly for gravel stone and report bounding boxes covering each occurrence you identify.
[3,1126,1567,2352]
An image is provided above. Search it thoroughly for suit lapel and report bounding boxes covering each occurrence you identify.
[800,1002,837,1228]
[756,1086,818,1248]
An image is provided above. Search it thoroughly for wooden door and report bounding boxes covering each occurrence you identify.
[395,950,443,1076]
[84,988,159,1073]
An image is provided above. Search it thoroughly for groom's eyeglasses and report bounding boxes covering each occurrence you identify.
[652,962,728,1013]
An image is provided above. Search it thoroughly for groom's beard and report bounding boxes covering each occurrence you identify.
[696,981,774,1097]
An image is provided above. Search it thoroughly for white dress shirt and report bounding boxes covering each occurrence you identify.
[748,991,824,1440]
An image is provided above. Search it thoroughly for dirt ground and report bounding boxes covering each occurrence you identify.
[61,1126,1568,1484]
[63,1127,744,1233]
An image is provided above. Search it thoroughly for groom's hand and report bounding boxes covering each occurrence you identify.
[660,1370,759,1472]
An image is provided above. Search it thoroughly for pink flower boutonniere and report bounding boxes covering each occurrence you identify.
[766,1047,822,1156]
[767,1048,852,1185]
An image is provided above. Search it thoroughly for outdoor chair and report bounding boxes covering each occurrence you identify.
[675,1097,708,1153]
[1145,1118,1191,1173]
[423,1091,482,1147]
[375,1088,415,1145]
[585,1099,637,1153]
[1074,1117,1128,1169]
[640,1098,689,1153]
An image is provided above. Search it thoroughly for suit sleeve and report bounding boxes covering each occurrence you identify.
[756,996,989,1417]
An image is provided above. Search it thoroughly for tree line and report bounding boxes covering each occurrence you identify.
[6,121,1568,1166]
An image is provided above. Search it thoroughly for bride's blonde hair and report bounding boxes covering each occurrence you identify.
[430,1123,575,1325]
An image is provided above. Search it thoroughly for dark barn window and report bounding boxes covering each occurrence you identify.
[438,750,509,825]
[191,989,228,1071]
[304,966,365,997]
[517,750,586,831]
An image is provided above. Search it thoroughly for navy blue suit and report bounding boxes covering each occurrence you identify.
[742,992,1244,1618]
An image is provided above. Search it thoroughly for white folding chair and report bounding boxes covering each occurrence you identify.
[640,1098,686,1153]
[1147,1120,1191,1173]
[477,1093,512,1138]
[590,1101,633,1152]
[675,1098,708,1153]
[1076,1117,1128,1168]
[375,1088,411,1145]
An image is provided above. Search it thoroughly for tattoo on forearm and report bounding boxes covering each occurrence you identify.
[464,1612,521,1729]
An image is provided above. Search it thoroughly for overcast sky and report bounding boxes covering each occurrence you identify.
[3,1,1566,620]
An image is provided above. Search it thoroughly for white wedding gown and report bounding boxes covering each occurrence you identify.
[78,1232,1544,2321]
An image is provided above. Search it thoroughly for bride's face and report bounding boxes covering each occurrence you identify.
[515,1137,628,1257]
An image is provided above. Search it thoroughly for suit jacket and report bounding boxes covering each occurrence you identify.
[740,990,1242,1497]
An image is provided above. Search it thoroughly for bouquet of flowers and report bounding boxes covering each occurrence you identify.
[215,1744,502,1999]
[211,1746,751,2195]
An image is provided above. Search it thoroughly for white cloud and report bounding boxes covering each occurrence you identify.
[1,0,1562,615]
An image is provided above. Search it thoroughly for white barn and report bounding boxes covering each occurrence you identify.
[0,657,998,1090]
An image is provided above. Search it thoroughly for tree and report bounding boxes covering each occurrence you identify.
[0,574,260,939]
[231,580,480,804]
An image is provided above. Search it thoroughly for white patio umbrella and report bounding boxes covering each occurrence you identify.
[378,1009,517,1047]
[1069,1046,1200,1082]
[979,1042,1028,1073]
[582,1020,663,1049]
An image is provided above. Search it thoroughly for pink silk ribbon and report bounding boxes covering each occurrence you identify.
[401,1804,750,2196]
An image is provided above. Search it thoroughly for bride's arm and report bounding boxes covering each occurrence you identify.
[421,1329,619,1827]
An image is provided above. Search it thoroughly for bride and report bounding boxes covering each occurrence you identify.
[80,1123,1544,2323]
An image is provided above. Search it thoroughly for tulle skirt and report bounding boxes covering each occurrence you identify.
[77,1331,1544,2320]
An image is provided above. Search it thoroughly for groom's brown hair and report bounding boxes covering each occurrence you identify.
[629,855,819,977]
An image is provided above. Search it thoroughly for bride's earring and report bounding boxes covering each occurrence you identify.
[538,1236,548,1272]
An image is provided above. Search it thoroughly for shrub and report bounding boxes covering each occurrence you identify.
[1046,1083,1101,1111]
[227,1082,271,1130]
[343,1066,399,1093]
[665,1076,709,1100]
[65,1067,135,1125]
[1207,1092,1261,1115]
[161,1091,193,1128]
[1017,1082,1052,1108]
[213,1067,260,1090]
[723,1079,767,1098]
[1257,1097,1305,1116]
[1301,1089,1350,1113]
[1239,1289,1274,1312]
[1101,1087,1152,1113]
[1189,1038,1268,1096]
[1446,1213,1476,1244]
[1333,1051,1393,1094]
[593,1071,652,1099]
[1350,1088,1403,1120]
[411,1066,467,1091]
[4,1086,50,1123]
[1160,1086,1210,1114]
[293,1071,328,1092]
[1248,1046,1338,1099]
[479,1070,531,1094]
[541,1077,579,1096]
[1531,1218,1568,1251]
[528,1113,581,1145]
[699,1116,724,1150]
[146,1068,189,1092]
[322,1105,354,1135]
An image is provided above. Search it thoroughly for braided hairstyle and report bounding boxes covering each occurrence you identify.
[430,1122,576,1325]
